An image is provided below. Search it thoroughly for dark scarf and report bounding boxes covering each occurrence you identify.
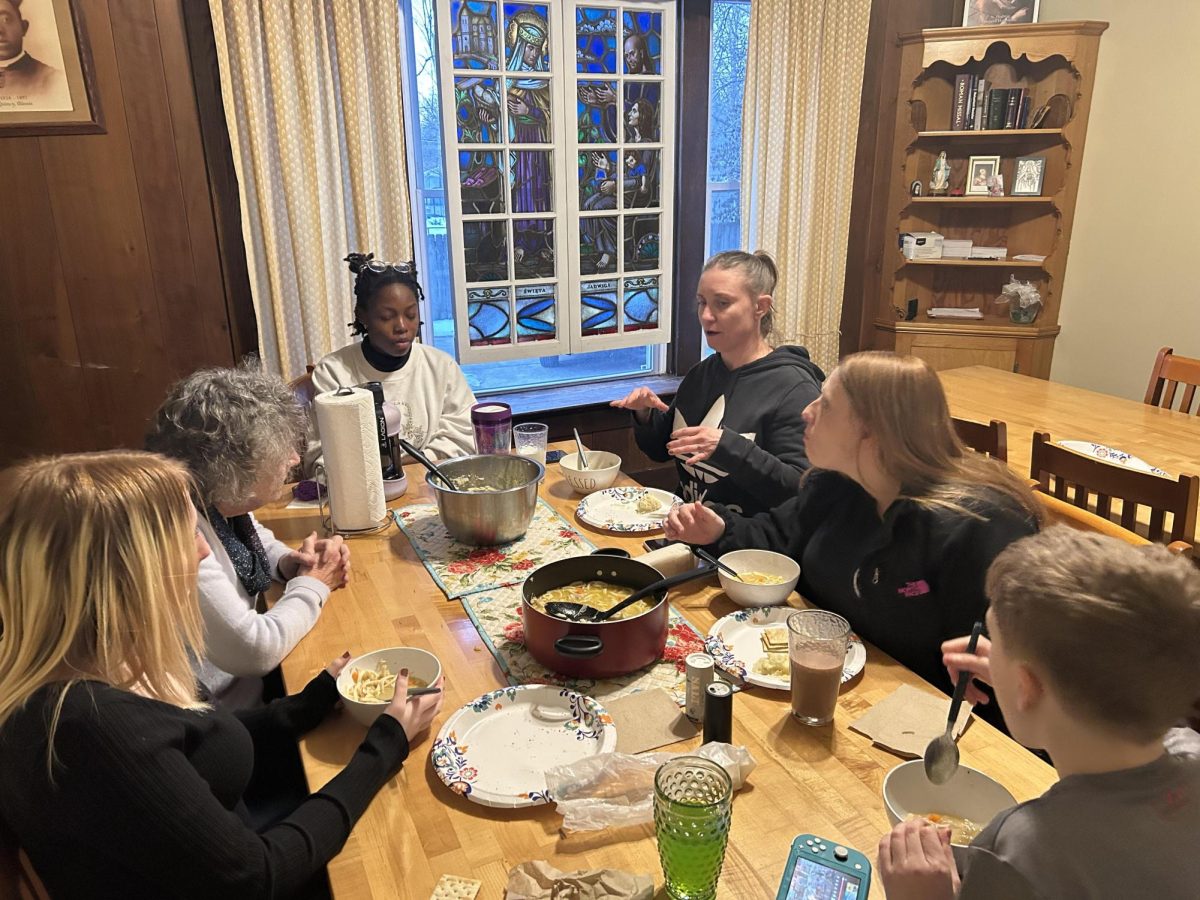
[205,506,273,596]
[361,336,411,373]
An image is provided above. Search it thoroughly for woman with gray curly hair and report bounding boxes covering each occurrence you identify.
[147,363,350,709]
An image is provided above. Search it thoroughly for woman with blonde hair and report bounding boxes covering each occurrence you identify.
[0,452,441,897]
[666,351,1040,702]
[613,250,824,517]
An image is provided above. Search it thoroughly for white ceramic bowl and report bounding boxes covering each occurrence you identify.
[559,450,622,494]
[717,549,801,607]
[336,647,442,727]
[883,759,1016,860]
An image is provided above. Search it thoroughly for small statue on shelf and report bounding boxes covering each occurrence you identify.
[929,151,951,195]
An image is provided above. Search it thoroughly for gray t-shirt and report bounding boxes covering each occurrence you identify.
[959,728,1200,899]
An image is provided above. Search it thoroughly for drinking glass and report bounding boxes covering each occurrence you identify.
[654,756,733,900]
[513,422,549,467]
[787,609,851,725]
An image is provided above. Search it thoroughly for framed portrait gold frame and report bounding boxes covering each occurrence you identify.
[0,0,103,136]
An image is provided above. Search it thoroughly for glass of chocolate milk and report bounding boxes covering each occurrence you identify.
[786,610,851,725]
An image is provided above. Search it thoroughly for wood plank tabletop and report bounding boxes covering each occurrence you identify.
[261,443,1055,899]
[940,366,1200,524]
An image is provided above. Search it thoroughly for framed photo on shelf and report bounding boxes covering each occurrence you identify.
[0,0,103,136]
[1011,155,1047,196]
[963,0,1039,27]
[965,155,1001,196]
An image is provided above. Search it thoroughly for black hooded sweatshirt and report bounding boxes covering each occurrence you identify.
[632,345,824,516]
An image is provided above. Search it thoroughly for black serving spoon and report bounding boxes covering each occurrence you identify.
[691,546,744,583]
[544,563,716,623]
[397,437,460,491]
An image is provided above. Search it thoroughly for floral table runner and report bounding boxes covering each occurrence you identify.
[459,584,706,707]
[392,500,595,599]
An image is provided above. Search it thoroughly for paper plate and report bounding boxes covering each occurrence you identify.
[431,685,616,808]
[1056,440,1171,478]
[576,487,682,534]
[704,607,866,691]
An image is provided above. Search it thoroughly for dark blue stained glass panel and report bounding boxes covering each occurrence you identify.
[624,81,660,142]
[624,214,660,271]
[504,4,550,72]
[516,283,556,342]
[459,149,504,214]
[509,150,553,213]
[576,7,616,74]
[623,276,660,331]
[506,78,551,143]
[467,287,512,346]
[579,216,617,276]
[580,279,618,335]
[452,1,498,70]
[463,221,508,283]
[577,81,619,143]
[512,218,554,279]
[621,10,661,74]
[579,149,618,208]
[623,149,659,209]
[454,76,501,143]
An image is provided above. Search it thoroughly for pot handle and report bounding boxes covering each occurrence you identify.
[554,634,604,658]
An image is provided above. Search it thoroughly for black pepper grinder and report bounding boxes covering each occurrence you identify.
[702,681,733,744]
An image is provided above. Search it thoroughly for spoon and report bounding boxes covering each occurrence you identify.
[691,546,743,583]
[397,438,460,491]
[544,564,716,623]
[572,427,590,469]
[923,620,984,785]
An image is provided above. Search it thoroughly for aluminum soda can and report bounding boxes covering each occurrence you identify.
[685,652,715,720]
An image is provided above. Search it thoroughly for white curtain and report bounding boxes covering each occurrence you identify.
[741,0,872,370]
[209,0,415,377]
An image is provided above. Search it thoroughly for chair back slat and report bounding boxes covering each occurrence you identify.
[1029,431,1199,545]
[1145,346,1200,415]
[952,417,1008,462]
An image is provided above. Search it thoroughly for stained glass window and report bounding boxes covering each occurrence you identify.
[452,1,499,70]
[575,7,616,74]
[623,276,659,331]
[581,280,618,335]
[623,81,660,142]
[576,81,618,142]
[579,149,617,207]
[467,287,511,346]
[504,4,551,71]
[623,149,659,209]
[455,76,501,143]
[516,284,557,341]
[509,150,553,213]
[463,221,508,282]
[624,214,659,271]
[621,10,661,74]
[513,218,555,279]
[506,79,551,142]
[459,149,505,214]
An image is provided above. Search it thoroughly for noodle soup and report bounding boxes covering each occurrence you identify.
[532,580,657,621]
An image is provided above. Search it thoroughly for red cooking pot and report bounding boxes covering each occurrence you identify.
[521,553,714,678]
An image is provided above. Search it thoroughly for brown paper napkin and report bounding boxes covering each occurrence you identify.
[849,684,973,759]
[505,860,654,900]
[606,688,698,754]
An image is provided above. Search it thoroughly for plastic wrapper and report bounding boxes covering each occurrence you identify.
[544,742,756,832]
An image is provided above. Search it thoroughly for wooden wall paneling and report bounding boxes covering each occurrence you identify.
[37,0,172,450]
[109,1,232,375]
[0,140,91,461]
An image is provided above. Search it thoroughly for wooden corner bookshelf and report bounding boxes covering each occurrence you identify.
[873,21,1107,378]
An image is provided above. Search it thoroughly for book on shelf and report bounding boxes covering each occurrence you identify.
[1017,94,1031,129]
[987,88,1008,130]
[964,75,977,130]
[1004,88,1023,129]
[952,74,971,130]
[973,79,989,130]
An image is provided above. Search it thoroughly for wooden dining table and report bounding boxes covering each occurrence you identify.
[940,365,1200,524]
[261,446,1055,899]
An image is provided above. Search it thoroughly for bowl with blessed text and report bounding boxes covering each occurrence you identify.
[559,451,622,494]
[336,646,442,728]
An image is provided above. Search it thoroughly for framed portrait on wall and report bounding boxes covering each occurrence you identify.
[963,0,1039,27]
[0,0,102,136]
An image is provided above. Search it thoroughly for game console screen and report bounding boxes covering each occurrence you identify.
[785,857,862,900]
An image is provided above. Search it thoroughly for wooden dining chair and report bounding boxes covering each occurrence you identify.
[952,416,1008,462]
[1029,431,1199,546]
[1033,489,1193,557]
[1144,346,1200,415]
[288,364,317,410]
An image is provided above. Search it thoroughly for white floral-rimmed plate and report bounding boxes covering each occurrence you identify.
[1056,440,1172,478]
[576,487,683,534]
[431,685,616,808]
[704,607,867,691]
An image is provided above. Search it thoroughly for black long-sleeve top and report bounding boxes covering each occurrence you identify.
[0,671,408,899]
[707,470,1038,698]
[633,346,824,517]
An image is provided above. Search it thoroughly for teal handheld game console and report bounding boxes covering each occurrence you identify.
[775,834,872,900]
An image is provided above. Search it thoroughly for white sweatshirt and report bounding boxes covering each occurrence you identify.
[195,514,330,709]
[305,340,477,473]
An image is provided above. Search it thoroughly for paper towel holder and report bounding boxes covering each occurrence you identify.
[313,462,396,537]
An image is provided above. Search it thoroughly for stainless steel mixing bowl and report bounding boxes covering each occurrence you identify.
[426,454,544,546]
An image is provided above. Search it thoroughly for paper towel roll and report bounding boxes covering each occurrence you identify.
[314,388,386,531]
[637,543,696,577]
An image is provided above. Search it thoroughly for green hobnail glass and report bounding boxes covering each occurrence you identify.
[654,757,733,900]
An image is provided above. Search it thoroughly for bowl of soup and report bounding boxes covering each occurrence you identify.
[336,647,442,727]
[883,760,1016,861]
[717,549,800,607]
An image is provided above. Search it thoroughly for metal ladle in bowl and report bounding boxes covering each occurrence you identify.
[544,564,715,623]
[923,620,984,785]
[397,437,460,491]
